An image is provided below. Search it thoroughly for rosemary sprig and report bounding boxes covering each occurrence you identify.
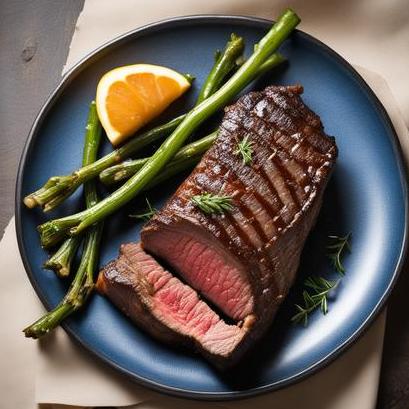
[234,135,253,165]
[326,233,351,275]
[291,276,340,326]
[129,198,157,221]
[191,192,233,214]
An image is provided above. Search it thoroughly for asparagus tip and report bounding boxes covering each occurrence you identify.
[281,7,301,24]
[23,318,52,339]
[43,261,70,277]
[23,326,45,339]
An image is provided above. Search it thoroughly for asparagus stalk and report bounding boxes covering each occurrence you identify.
[100,131,217,185]
[23,115,184,212]
[99,53,285,185]
[23,223,103,338]
[256,52,286,77]
[23,34,245,212]
[43,236,81,277]
[42,103,103,275]
[196,33,244,104]
[24,102,104,339]
[37,9,300,248]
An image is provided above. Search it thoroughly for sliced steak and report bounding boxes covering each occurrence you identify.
[141,84,337,341]
[99,85,337,369]
[96,242,253,369]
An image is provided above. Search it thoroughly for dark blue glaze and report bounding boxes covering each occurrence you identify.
[16,16,407,399]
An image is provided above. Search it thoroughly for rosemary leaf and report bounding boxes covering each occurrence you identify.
[292,233,352,326]
[291,276,340,326]
[129,198,157,221]
[191,192,233,214]
[234,135,253,165]
[326,233,351,275]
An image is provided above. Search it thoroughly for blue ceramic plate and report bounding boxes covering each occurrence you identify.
[16,16,408,399]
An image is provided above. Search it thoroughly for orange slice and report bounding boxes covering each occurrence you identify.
[96,64,191,146]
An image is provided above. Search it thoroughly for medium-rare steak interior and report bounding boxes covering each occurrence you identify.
[98,84,338,368]
[97,242,253,368]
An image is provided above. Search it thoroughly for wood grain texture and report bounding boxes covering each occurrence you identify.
[2,1,408,408]
[0,0,84,237]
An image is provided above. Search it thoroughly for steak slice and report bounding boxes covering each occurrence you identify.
[141,85,337,338]
[96,242,253,369]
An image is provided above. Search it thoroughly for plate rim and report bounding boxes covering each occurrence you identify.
[15,14,409,400]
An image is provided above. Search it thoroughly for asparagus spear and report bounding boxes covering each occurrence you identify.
[99,53,285,185]
[23,34,245,212]
[196,33,244,104]
[23,102,104,339]
[37,9,300,248]
[100,131,217,185]
[43,236,81,277]
[23,115,184,212]
[42,103,104,275]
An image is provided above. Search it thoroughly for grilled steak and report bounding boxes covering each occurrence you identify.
[96,242,252,368]
[99,84,337,368]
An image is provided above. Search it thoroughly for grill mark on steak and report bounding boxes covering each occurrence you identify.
[220,99,332,247]
[234,95,330,167]
[254,99,299,134]
[223,101,320,214]
[174,176,276,299]
[274,130,328,169]
[208,143,293,292]
[215,181,287,295]
[231,194,270,243]
[192,170,264,250]
[219,122,287,228]
[213,133,281,237]
[235,115,313,181]
[224,107,335,211]
[252,166,287,230]
[219,175,269,247]
[222,114,302,212]
[194,157,283,297]
[172,178,261,281]
[270,154,303,206]
[220,110,290,207]
[254,91,326,137]
[215,162,272,243]
[264,86,323,131]
[259,155,298,223]
[219,208,281,296]
[267,119,333,171]
[264,88,331,145]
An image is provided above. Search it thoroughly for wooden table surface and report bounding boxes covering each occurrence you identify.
[2,1,408,408]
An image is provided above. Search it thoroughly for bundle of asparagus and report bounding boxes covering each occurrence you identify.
[24,102,104,338]
[23,9,300,337]
[23,33,246,212]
